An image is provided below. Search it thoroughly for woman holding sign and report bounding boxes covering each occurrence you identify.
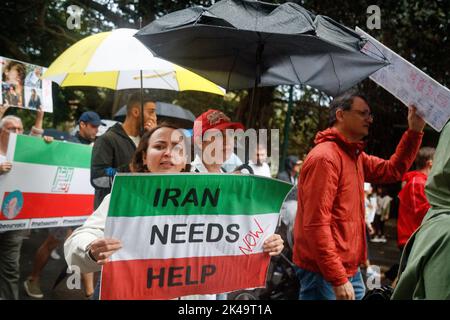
[64,124,284,299]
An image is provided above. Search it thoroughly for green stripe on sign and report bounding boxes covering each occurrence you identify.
[108,173,293,217]
[14,135,92,168]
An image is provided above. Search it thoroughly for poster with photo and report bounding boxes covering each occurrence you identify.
[0,56,53,113]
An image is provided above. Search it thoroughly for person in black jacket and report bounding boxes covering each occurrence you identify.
[90,93,157,209]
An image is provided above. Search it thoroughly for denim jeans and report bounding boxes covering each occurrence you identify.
[295,266,366,300]
[92,278,100,300]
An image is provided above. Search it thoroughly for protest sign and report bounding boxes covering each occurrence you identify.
[0,56,53,112]
[0,134,94,231]
[100,174,292,300]
[356,27,450,132]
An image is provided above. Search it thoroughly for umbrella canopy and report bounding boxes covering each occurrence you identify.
[114,102,196,128]
[43,28,224,96]
[135,0,388,96]
[42,128,74,141]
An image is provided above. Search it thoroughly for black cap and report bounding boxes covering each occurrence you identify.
[78,111,105,126]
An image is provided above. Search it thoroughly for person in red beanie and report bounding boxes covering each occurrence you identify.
[191,109,245,173]
[190,109,284,300]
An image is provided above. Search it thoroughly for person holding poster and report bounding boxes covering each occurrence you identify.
[0,109,46,300]
[65,124,284,299]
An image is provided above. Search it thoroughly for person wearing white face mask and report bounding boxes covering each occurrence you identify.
[0,108,47,300]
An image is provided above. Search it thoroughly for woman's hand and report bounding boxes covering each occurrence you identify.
[263,234,284,256]
[144,118,157,132]
[0,161,13,174]
[43,136,54,143]
[0,103,10,118]
[88,238,122,265]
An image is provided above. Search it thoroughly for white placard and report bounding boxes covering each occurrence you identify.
[356,27,450,132]
[1,56,53,113]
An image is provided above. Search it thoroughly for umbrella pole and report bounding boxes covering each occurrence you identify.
[245,41,263,164]
[246,41,264,129]
[247,81,258,128]
[280,85,294,171]
[244,81,258,164]
[140,70,144,135]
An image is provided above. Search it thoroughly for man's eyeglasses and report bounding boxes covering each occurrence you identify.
[346,109,374,120]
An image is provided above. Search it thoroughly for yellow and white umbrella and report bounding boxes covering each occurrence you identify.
[43,28,224,95]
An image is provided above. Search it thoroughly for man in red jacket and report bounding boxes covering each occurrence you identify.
[293,89,425,300]
[397,147,435,249]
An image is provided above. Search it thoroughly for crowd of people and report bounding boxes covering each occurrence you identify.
[0,87,449,300]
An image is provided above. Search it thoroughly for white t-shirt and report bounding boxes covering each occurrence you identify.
[248,161,271,177]
[0,154,6,164]
[128,135,140,147]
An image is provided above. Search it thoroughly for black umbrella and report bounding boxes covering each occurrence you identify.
[43,129,76,142]
[113,101,196,129]
[135,0,388,99]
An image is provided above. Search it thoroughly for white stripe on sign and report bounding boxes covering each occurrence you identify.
[0,162,93,194]
[29,218,62,229]
[104,213,279,262]
[61,216,89,227]
[0,219,30,231]
[6,133,17,161]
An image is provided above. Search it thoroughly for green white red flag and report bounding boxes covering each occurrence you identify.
[100,174,292,300]
[0,134,94,231]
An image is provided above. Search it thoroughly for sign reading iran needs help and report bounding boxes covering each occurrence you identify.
[0,134,94,231]
[100,174,292,300]
[356,27,450,132]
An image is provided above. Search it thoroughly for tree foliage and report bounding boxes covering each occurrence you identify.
[0,0,448,158]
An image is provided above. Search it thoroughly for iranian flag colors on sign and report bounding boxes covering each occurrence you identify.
[0,134,94,231]
[100,174,293,300]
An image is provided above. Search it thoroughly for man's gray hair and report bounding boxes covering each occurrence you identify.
[0,115,22,130]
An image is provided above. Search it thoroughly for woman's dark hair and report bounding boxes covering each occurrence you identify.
[2,61,26,83]
[130,123,191,173]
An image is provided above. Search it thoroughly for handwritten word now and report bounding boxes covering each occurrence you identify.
[238,218,265,255]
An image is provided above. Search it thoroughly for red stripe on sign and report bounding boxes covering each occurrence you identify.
[0,192,94,220]
[100,253,270,300]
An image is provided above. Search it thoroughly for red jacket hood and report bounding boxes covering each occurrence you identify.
[402,170,427,183]
[314,127,366,158]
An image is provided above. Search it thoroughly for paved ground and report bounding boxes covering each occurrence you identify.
[367,218,402,286]
[18,219,401,300]
[19,228,90,300]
